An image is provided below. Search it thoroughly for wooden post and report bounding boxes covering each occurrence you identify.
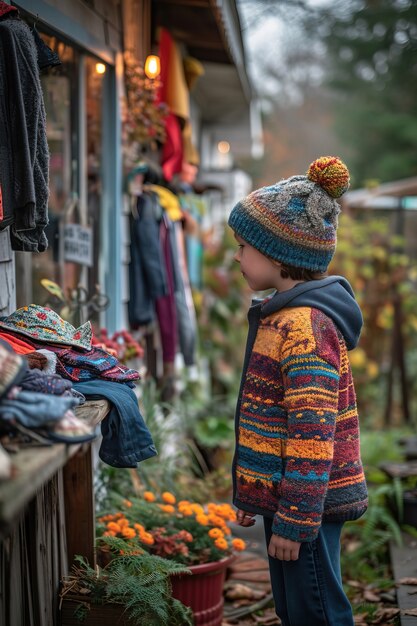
[384,197,410,425]
[63,446,95,567]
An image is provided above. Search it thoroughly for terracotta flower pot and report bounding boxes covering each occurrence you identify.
[170,555,235,626]
[60,596,134,625]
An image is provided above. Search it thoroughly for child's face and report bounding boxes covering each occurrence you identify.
[233,234,282,292]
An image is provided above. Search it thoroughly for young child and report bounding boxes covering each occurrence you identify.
[228,156,368,626]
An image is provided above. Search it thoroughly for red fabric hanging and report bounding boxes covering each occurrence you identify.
[157,28,185,182]
[161,113,183,182]
[0,1,18,18]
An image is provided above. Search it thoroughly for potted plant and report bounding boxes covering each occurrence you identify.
[94,492,247,626]
[59,547,192,626]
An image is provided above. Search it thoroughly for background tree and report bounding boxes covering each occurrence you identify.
[305,0,417,186]
[240,0,417,186]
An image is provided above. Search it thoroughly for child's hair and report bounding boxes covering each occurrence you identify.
[279,263,327,281]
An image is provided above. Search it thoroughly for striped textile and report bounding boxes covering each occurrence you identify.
[233,306,368,542]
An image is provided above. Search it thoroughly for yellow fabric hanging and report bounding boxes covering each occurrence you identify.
[163,38,189,120]
[147,184,183,222]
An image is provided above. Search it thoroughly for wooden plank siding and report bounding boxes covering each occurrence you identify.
[0,471,68,626]
[0,445,96,626]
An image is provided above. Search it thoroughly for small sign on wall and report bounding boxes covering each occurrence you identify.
[64,224,93,267]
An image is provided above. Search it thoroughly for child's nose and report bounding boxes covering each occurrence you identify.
[233,250,241,262]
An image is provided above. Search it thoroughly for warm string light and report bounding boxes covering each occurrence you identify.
[144,55,161,79]
[95,62,106,74]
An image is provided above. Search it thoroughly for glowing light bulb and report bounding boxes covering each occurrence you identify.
[218,141,230,154]
[144,55,161,79]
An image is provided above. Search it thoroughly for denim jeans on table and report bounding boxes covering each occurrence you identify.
[263,517,354,626]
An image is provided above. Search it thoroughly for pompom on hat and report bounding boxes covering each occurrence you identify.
[228,156,350,273]
[307,156,350,199]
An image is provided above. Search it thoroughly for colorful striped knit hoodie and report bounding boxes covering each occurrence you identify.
[233,276,368,542]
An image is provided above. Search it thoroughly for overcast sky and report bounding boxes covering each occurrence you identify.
[238,0,335,98]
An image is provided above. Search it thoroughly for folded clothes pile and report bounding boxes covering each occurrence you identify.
[0,305,157,472]
[0,338,95,449]
[0,304,139,383]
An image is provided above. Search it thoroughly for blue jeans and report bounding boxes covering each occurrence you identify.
[263,517,354,626]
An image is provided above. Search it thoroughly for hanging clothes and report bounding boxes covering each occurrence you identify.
[128,192,168,328]
[173,220,197,366]
[149,184,197,365]
[0,2,17,19]
[128,184,198,366]
[154,212,178,364]
[157,28,189,182]
[179,191,206,291]
[0,15,50,251]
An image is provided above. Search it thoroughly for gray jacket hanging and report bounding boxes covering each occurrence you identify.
[0,18,49,251]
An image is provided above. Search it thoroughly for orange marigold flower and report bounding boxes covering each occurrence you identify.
[118,518,129,528]
[122,527,136,538]
[180,506,194,516]
[232,538,246,551]
[196,514,209,526]
[218,504,235,520]
[208,514,226,528]
[190,504,204,515]
[178,500,191,508]
[162,492,176,505]
[214,537,228,550]
[102,530,116,537]
[134,523,145,533]
[123,499,132,508]
[159,504,175,514]
[107,522,121,533]
[208,528,224,539]
[140,532,155,545]
[143,491,156,502]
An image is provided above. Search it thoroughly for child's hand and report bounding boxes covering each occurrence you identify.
[236,509,256,527]
[268,534,301,561]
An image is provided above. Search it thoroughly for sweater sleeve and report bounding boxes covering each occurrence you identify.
[272,308,341,542]
[3,20,49,252]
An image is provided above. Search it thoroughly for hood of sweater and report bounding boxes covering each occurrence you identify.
[258,275,363,351]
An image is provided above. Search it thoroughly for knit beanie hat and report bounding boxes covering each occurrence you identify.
[228,156,350,273]
[0,305,92,350]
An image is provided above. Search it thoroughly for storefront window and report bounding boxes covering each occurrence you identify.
[15,32,105,329]
[15,34,80,314]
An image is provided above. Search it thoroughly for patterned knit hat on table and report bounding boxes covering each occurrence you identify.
[228,156,350,272]
[0,305,92,350]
